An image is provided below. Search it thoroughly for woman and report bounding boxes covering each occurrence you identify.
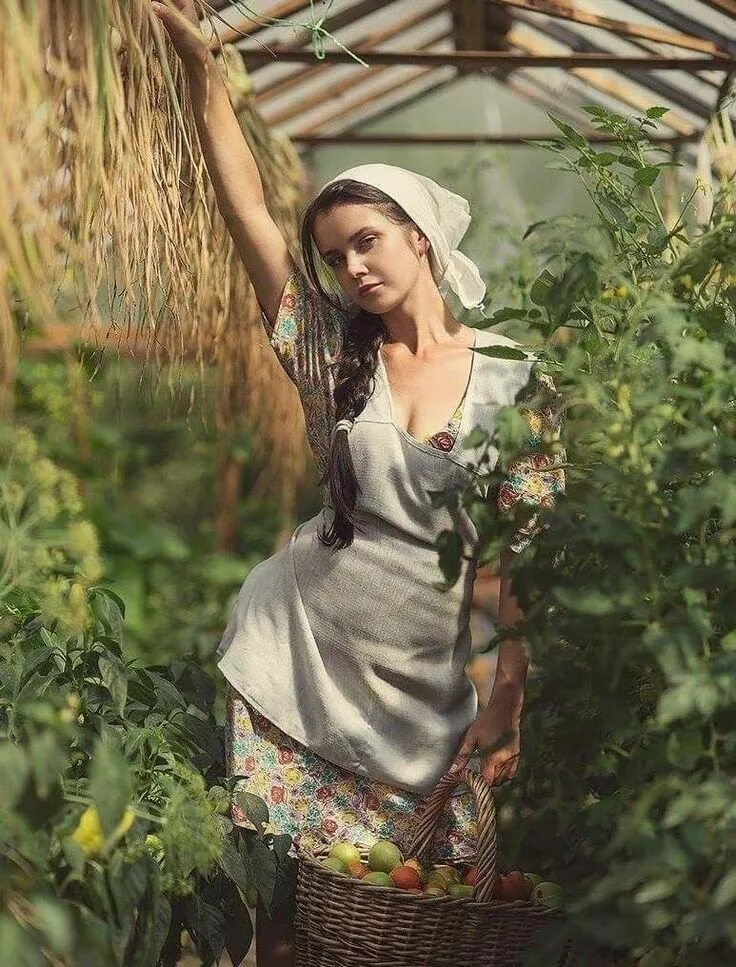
[153,3,566,964]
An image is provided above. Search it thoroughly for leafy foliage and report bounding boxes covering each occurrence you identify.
[436,108,736,964]
[0,582,296,965]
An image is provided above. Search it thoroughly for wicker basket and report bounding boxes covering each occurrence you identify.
[294,766,574,966]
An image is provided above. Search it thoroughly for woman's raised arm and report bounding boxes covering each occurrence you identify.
[151,0,294,327]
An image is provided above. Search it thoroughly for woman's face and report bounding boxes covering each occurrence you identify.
[312,203,429,312]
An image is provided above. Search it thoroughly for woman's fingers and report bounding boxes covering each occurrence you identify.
[448,734,477,774]
[482,751,519,785]
[150,0,208,61]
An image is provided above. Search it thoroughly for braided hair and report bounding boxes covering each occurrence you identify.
[300,180,422,550]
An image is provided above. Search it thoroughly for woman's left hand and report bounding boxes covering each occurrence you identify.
[447,703,521,786]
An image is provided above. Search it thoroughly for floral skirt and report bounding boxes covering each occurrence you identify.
[225,685,478,862]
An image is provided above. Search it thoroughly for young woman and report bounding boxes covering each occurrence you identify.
[153,3,566,964]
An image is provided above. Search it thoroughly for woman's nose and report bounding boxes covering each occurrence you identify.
[346,253,367,278]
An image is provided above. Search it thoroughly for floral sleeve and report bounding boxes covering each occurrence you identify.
[264,268,347,476]
[497,368,567,554]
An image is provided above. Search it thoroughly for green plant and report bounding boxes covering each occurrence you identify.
[437,107,736,965]
[0,586,296,965]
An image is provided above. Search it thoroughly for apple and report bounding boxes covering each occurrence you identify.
[321,857,348,874]
[347,861,370,879]
[432,864,460,884]
[368,840,404,873]
[447,883,475,899]
[524,872,543,888]
[404,857,426,882]
[329,841,361,867]
[462,866,479,886]
[362,871,394,887]
[390,866,423,890]
[504,871,533,901]
[533,882,564,909]
[423,885,447,896]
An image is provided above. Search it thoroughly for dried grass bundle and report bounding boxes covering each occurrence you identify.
[1,1,313,533]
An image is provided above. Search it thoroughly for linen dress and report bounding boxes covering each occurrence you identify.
[218,268,566,861]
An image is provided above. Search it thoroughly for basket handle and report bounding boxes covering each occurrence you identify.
[405,767,498,903]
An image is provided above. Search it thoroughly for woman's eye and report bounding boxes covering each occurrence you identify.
[358,236,376,251]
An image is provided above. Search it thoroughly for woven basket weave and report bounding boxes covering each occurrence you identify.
[294,766,573,966]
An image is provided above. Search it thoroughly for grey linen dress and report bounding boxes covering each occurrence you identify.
[216,268,566,798]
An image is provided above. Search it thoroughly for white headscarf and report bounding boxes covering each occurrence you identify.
[319,163,486,310]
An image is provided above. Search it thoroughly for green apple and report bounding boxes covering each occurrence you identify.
[447,883,475,898]
[328,841,361,867]
[532,881,564,909]
[368,840,403,873]
[362,871,394,886]
[321,856,348,874]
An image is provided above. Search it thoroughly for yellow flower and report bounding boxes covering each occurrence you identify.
[71,805,136,858]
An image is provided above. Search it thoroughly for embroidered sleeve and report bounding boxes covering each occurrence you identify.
[264,269,347,477]
[266,268,345,390]
[497,367,566,554]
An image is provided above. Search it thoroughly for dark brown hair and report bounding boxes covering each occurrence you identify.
[299,180,422,549]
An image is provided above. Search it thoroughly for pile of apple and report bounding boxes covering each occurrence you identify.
[319,839,563,908]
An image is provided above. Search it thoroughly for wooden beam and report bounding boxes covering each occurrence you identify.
[264,29,451,126]
[292,131,699,144]
[486,0,730,56]
[519,15,717,119]
[256,1,447,104]
[291,66,441,136]
[238,48,736,69]
[622,0,736,56]
[337,72,460,133]
[509,28,698,135]
[694,0,736,16]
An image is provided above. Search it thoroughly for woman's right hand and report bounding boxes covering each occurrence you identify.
[151,0,209,64]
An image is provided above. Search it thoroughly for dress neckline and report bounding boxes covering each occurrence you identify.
[377,329,478,458]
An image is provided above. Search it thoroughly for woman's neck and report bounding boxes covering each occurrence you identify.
[380,276,466,356]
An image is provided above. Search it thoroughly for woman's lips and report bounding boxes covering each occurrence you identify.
[358,282,382,296]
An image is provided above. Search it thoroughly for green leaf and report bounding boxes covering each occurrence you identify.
[593,152,618,167]
[30,897,74,955]
[89,736,132,837]
[552,587,615,616]
[29,731,61,799]
[657,684,695,726]
[0,742,29,810]
[218,836,250,892]
[530,269,557,307]
[435,529,463,587]
[548,113,588,149]
[714,869,736,909]
[248,838,278,913]
[645,106,669,119]
[98,654,128,716]
[232,790,269,834]
[474,345,529,361]
[633,166,661,187]
[634,879,678,904]
[89,585,126,621]
[462,427,489,449]
[489,307,530,322]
